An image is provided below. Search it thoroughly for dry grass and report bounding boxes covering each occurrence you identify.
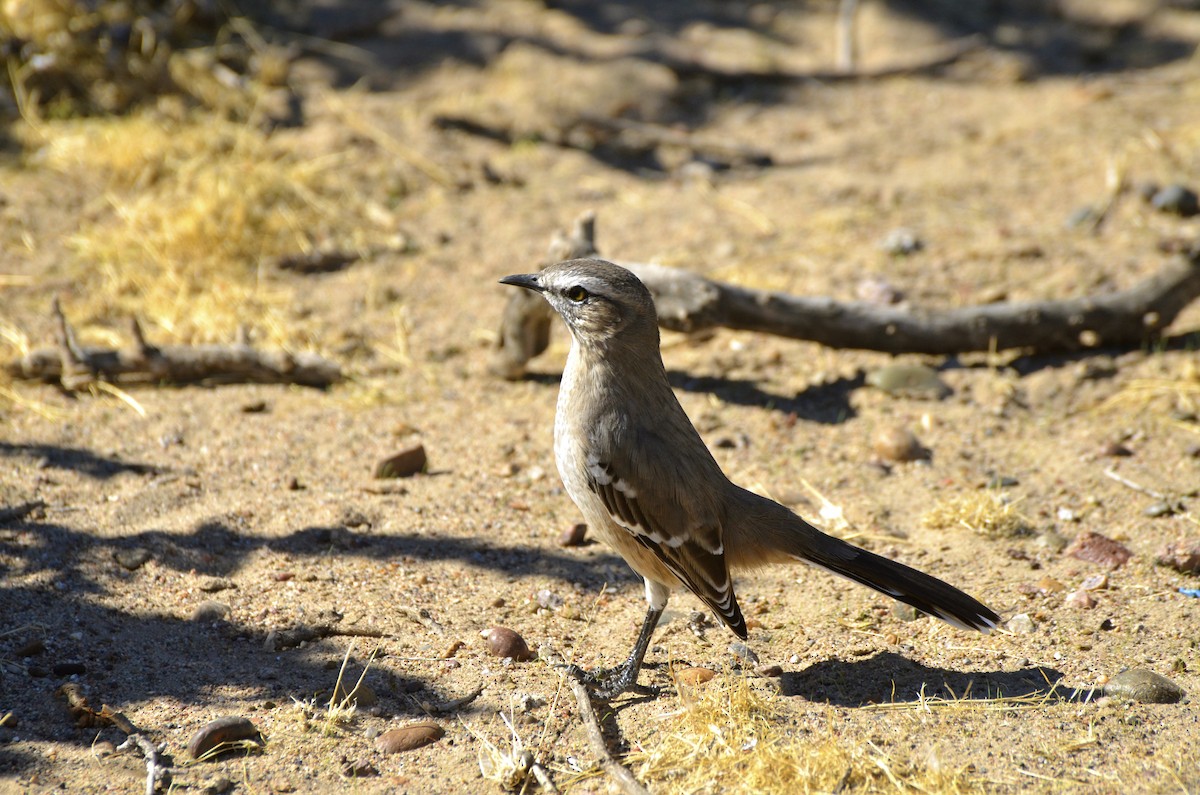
[18,108,402,348]
[1096,357,1200,435]
[627,674,986,795]
[922,490,1032,539]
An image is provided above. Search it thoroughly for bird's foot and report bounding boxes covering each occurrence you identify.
[561,662,658,700]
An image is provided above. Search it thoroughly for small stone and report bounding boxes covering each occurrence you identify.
[481,626,535,661]
[674,667,717,686]
[200,776,234,795]
[728,642,759,665]
[558,523,588,547]
[1064,589,1097,609]
[51,662,86,676]
[241,400,268,414]
[1007,613,1036,634]
[865,364,950,400]
[535,590,564,610]
[1036,577,1065,594]
[1100,442,1134,457]
[1155,539,1200,573]
[93,740,117,758]
[856,276,905,305]
[755,663,783,677]
[986,475,1020,489]
[192,601,231,622]
[374,444,427,479]
[1080,573,1108,591]
[892,603,923,622]
[14,638,45,657]
[1103,669,1184,703]
[332,681,377,707]
[1037,529,1069,553]
[1150,184,1200,217]
[189,716,261,759]
[879,227,924,255]
[1066,531,1132,569]
[1066,204,1101,229]
[1056,507,1079,522]
[375,721,444,753]
[1143,501,1177,518]
[198,577,234,593]
[872,426,929,463]
[113,548,152,571]
[342,758,379,778]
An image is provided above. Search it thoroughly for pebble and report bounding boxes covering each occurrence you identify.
[755,663,783,677]
[199,776,234,795]
[1037,530,1069,553]
[1007,613,1036,634]
[1143,501,1177,518]
[481,626,535,661]
[1155,539,1200,573]
[865,364,950,399]
[198,577,234,593]
[1149,184,1200,217]
[878,227,924,255]
[113,548,152,571]
[333,681,377,707]
[855,276,905,305]
[342,758,379,778]
[892,603,923,622]
[192,601,231,622]
[51,662,86,676]
[1100,442,1134,457]
[374,444,427,478]
[14,638,45,657]
[1065,531,1132,569]
[535,589,564,610]
[1036,577,1065,594]
[1065,204,1101,229]
[872,426,929,463]
[1080,573,1108,591]
[1064,589,1097,609]
[188,716,261,759]
[674,667,717,686]
[1103,669,1184,704]
[728,643,759,665]
[92,740,117,757]
[375,721,444,753]
[558,523,588,547]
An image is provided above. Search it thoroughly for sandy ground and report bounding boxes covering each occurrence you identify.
[2,1,1200,793]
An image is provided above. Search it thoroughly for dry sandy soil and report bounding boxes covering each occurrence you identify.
[2,1,1200,793]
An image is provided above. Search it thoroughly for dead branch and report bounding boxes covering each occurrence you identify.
[117,732,170,795]
[8,300,341,388]
[494,213,1200,376]
[565,674,650,795]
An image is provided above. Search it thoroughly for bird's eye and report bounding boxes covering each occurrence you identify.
[565,285,589,303]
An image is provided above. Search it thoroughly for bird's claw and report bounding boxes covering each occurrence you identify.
[559,662,658,699]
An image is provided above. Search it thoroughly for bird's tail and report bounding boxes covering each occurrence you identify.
[725,488,1000,632]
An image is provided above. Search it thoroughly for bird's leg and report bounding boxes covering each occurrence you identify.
[567,603,663,699]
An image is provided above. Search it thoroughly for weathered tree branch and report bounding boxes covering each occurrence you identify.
[494,212,1200,377]
[8,300,341,389]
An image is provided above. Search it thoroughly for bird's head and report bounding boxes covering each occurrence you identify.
[500,258,658,348]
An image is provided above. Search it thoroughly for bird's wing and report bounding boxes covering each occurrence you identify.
[584,426,747,637]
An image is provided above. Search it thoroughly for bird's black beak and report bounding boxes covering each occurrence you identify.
[499,273,543,292]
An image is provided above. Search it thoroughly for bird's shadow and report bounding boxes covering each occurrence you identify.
[781,651,1071,708]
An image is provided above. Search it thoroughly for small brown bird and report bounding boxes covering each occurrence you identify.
[501,258,999,697]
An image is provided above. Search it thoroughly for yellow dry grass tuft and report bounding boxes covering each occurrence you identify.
[21,108,399,347]
[627,674,985,795]
[922,490,1031,539]
[1096,357,1200,435]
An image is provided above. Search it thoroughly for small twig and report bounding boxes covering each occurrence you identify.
[263,623,385,652]
[1103,466,1168,501]
[564,674,650,795]
[420,684,485,715]
[116,733,169,795]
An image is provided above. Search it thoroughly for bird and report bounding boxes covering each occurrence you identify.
[500,258,1000,698]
